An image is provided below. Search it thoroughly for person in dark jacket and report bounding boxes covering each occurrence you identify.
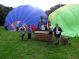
[53,24,62,45]
[27,25,32,40]
[37,16,45,30]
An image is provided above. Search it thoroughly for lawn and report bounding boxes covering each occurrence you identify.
[0,27,79,59]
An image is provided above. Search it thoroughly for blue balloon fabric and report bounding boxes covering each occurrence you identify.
[4,5,48,30]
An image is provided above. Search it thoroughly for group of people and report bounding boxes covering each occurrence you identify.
[48,23,62,45]
[19,25,32,41]
[17,16,62,45]
[5,16,62,45]
[19,22,62,45]
[37,17,62,45]
[19,16,47,41]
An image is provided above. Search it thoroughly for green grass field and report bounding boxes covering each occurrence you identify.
[0,27,79,59]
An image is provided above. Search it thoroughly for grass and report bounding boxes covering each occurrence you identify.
[0,26,79,59]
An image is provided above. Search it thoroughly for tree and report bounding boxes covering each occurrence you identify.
[0,4,13,26]
[45,4,66,16]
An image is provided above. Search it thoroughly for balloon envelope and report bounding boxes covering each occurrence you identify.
[4,5,48,30]
[49,4,79,37]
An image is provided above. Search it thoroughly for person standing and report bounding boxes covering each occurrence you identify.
[20,27,26,40]
[27,25,32,40]
[16,24,19,31]
[41,24,45,31]
[53,24,62,45]
[48,23,53,44]
[37,16,45,30]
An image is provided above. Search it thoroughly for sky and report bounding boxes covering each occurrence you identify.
[0,0,79,11]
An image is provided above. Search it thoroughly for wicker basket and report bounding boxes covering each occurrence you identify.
[34,31,49,41]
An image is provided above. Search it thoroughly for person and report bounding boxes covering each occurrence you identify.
[20,27,26,40]
[37,21,41,30]
[48,23,53,44]
[16,27,19,31]
[40,16,44,24]
[16,24,19,31]
[53,24,62,45]
[45,24,48,30]
[41,24,45,31]
[37,16,45,30]
[27,25,32,40]
[25,25,28,30]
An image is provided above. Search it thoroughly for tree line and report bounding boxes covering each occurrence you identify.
[0,4,13,26]
[45,4,65,16]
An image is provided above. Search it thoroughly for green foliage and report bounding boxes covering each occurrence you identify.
[45,4,65,16]
[0,27,79,59]
[0,4,13,26]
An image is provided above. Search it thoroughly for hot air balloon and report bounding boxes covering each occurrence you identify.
[49,4,79,37]
[4,5,48,31]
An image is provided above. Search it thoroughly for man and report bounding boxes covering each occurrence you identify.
[41,24,45,31]
[27,25,32,40]
[53,24,62,45]
[48,23,53,44]
[37,16,44,30]
[20,27,26,40]
[16,24,19,31]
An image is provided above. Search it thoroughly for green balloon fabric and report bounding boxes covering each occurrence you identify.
[49,4,79,37]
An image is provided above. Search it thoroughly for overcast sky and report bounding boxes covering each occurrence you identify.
[0,0,79,11]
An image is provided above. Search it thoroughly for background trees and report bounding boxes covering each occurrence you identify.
[45,4,65,16]
[0,4,13,26]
